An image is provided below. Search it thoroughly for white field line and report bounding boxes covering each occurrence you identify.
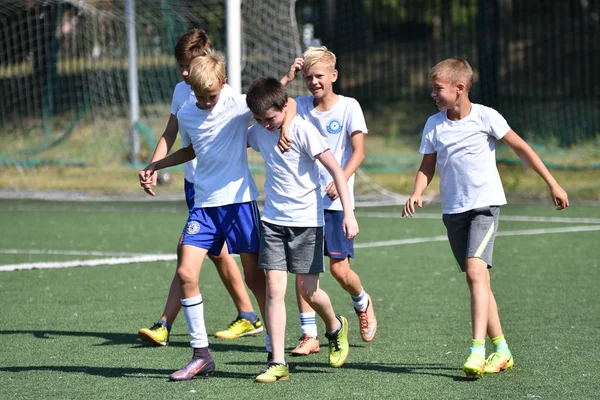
[356,212,600,224]
[0,254,177,272]
[354,225,600,249]
[2,224,599,272]
[0,249,147,256]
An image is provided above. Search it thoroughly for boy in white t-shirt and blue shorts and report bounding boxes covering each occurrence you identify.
[245,77,359,383]
[402,58,569,378]
[137,29,264,346]
[280,46,377,355]
[140,52,297,381]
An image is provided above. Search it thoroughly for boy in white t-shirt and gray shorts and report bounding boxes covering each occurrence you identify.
[245,77,359,383]
[402,58,569,378]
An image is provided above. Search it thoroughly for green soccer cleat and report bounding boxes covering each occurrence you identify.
[138,322,169,346]
[484,351,514,374]
[255,362,289,383]
[463,353,486,378]
[214,317,264,339]
[325,315,349,368]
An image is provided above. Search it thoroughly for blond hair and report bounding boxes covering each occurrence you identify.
[429,58,473,91]
[188,50,226,94]
[302,45,336,72]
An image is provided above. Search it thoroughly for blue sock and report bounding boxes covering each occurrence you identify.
[238,311,258,323]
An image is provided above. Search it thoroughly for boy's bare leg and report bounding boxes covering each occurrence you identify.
[462,257,490,376]
[329,258,362,296]
[212,245,254,313]
[465,257,490,340]
[265,270,288,362]
[297,274,338,332]
[239,252,266,319]
[298,274,350,368]
[486,289,503,339]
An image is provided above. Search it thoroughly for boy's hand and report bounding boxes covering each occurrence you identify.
[281,58,304,85]
[325,181,339,201]
[550,185,569,210]
[402,194,422,217]
[342,216,359,241]
[139,164,158,196]
[278,124,292,152]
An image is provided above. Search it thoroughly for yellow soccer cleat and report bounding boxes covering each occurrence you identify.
[325,315,349,368]
[138,322,169,346]
[463,353,486,378]
[484,351,514,374]
[214,317,264,339]
[255,362,289,383]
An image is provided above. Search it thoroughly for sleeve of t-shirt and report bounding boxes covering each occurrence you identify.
[233,94,253,120]
[247,124,260,152]
[170,84,185,115]
[347,98,368,136]
[484,107,511,140]
[297,122,329,159]
[419,116,437,155]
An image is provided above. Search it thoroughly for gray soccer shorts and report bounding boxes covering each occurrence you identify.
[442,206,500,272]
[258,221,324,274]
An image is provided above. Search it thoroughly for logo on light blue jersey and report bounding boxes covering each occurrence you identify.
[186,221,201,235]
[326,119,343,134]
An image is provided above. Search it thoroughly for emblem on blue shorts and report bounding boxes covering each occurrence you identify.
[326,119,343,134]
[186,221,201,235]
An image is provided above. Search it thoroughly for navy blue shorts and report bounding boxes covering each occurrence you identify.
[324,210,354,259]
[181,201,261,256]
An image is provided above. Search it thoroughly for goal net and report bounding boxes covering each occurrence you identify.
[0,0,405,206]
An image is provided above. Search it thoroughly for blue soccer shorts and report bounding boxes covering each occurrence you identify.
[324,209,354,259]
[181,201,261,256]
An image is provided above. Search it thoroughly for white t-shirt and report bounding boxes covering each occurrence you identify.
[247,116,329,227]
[295,95,368,211]
[177,87,259,208]
[170,82,233,183]
[419,103,510,214]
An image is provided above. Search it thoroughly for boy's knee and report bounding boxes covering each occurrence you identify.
[244,271,265,292]
[330,259,351,282]
[176,265,195,285]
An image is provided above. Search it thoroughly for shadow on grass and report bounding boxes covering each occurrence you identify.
[0,365,255,380]
[229,358,471,381]
[0,329,272,349]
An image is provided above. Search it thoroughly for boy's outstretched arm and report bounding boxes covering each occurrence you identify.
[138,114,179,193]
[317,149,359,240]
[402,153,437,217]
[140,145,195,196]
[501,130,569,210]
[280,57,304,86]
[325,131,365,200]
[277,97,297,153]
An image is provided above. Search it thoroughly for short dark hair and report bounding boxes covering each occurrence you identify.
[246,77,288,115]
[174,28,212,64]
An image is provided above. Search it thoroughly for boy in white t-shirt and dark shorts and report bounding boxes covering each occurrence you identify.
[402,58,569,378]
[245,77,359,383]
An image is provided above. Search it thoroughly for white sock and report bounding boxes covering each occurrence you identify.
[351,288,368,311]
[299,312,318,337]
[181,294,208,348]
